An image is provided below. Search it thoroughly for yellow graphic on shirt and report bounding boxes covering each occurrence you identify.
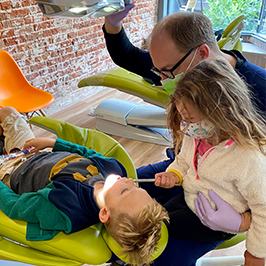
[72,172,87,182]
[49,154,99,182]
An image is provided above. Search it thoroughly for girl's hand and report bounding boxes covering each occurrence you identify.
[244,250,265,266]
[23,138,56,153]
[154,172,179,188]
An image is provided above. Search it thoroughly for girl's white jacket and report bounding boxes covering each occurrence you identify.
[167,135,266,258]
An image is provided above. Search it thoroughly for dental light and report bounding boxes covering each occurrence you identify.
[36,0,125,19]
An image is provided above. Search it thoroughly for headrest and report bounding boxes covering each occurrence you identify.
[101,221,168,264]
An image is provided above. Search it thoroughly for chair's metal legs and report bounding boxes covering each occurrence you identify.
[25,109,47,129]
[39,109,46,117]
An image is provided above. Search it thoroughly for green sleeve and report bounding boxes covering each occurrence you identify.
[53,138,105,159]
[0,181,72,240]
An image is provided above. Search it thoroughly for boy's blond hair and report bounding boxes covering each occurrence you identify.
[105,199,169,265]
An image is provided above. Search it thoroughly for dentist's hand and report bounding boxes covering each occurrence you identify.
[194,190,242,233]
[105,3,135,27]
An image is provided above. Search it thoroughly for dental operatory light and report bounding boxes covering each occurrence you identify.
[36,0,125,19]
[69,7,89,13]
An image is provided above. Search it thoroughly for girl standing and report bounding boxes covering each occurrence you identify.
[155,57,266,266]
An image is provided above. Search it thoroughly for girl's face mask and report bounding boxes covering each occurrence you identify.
[180,119,215,139]
[161,47,198,95]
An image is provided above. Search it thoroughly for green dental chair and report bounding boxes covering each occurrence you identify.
[217,14,246,52]
[0,116,168,266]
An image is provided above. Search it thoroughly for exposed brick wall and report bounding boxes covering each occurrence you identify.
[0,0,158,115]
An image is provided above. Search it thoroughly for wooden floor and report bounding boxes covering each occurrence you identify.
[32,87,168,169]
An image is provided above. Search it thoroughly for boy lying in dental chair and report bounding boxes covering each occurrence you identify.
[0,106,169,265]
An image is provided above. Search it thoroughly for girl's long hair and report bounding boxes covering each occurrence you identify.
[167,57,266,154]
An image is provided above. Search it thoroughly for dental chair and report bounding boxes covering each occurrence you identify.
[78,68,172,146]
[217,14,246,52]
[0,103,244,266]
[0,116,168,266]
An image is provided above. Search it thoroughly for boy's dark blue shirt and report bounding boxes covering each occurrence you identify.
[49,177,100,234]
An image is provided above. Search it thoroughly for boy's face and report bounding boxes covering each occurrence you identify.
[99,175,152,223]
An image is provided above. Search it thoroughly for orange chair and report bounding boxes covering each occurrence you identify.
[0,50,54,117]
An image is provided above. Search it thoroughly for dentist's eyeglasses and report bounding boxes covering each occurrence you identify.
[150,45,201,79]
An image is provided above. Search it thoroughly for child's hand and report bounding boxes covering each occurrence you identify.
[155,172,179,188]
[23,138,56,153]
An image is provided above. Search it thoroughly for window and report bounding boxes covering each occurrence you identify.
[257,0,266,37]
[157,0,182,21]
[159,0,266,39]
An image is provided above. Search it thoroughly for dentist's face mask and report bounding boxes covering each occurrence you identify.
[161,73,184,95]
[180,119,215,139]
[160,46,199,95]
